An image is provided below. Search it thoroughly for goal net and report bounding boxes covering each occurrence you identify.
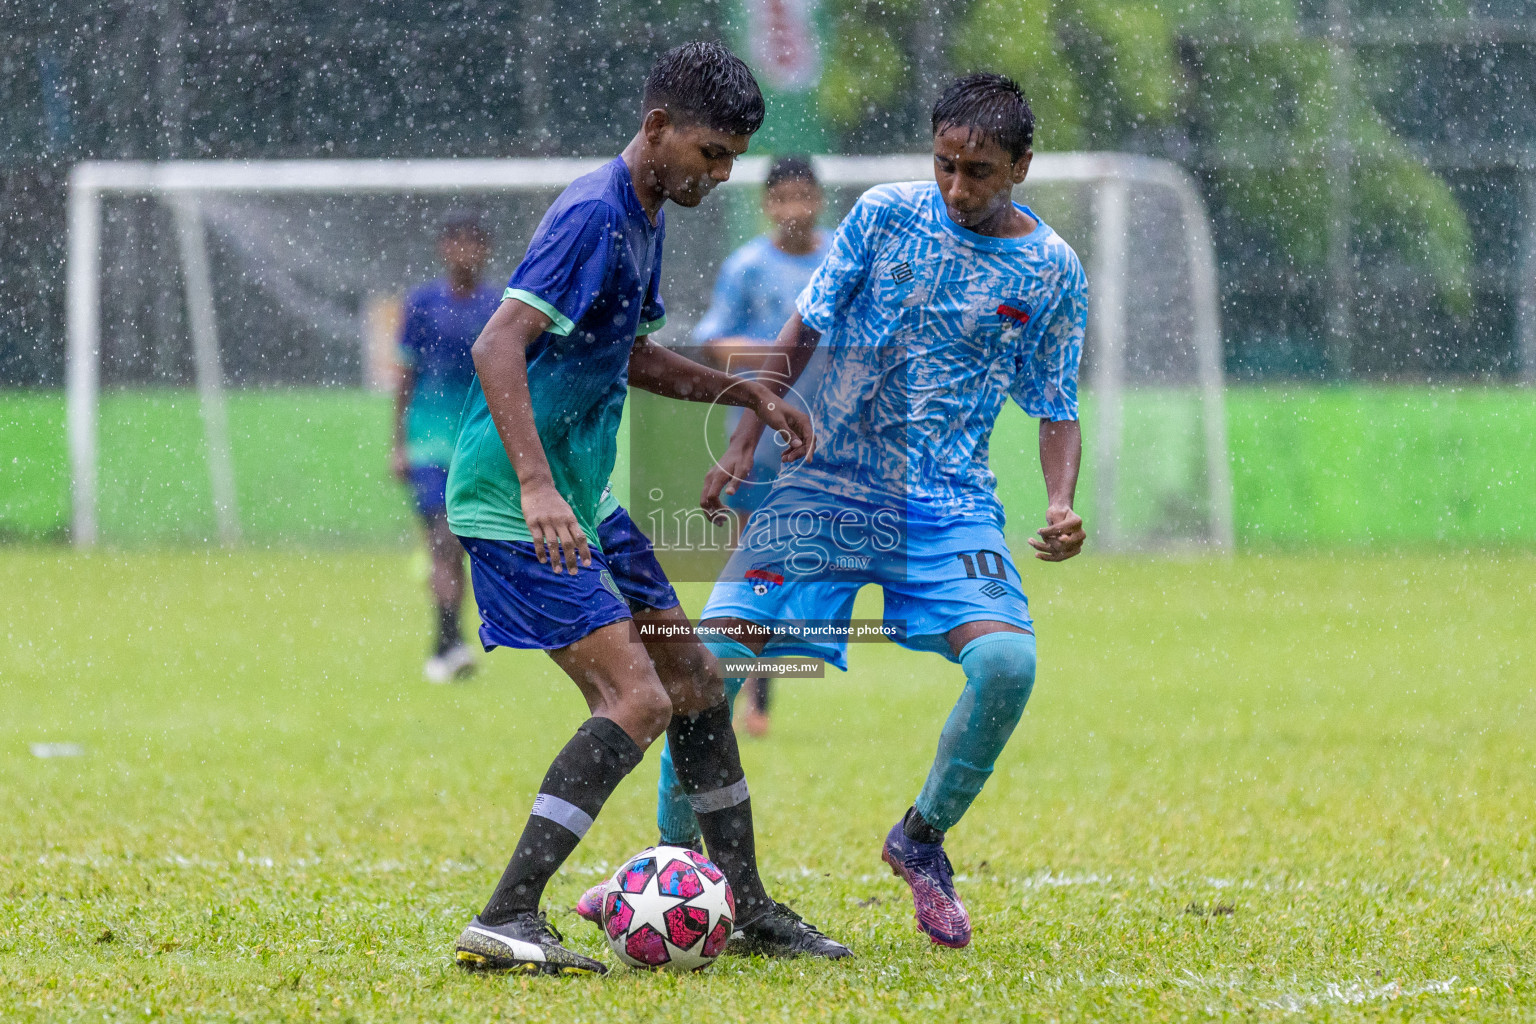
[66,154,1231,551]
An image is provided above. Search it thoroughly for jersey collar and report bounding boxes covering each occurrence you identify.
[931,187,1048,253]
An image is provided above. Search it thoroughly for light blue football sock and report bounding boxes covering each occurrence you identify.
[656,633,750,845]
[914,631,1037,832]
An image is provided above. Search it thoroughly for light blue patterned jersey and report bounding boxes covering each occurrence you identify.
[792,181,1086,526]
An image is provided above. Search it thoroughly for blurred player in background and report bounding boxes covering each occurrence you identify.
[692,154,831,737]
[391,211,500,684]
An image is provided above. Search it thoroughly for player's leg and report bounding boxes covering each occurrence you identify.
[654,616,762,847]
[423,512,477,680]
[578,505,850,957]
[410,466,476,683]
[879,524,1038,948]
[635,604,849,958]
[451,536,664,975]
[911,620,1035,837]
[740,675,772,736]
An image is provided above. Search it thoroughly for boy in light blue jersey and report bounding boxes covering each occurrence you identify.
[693,154,831,736]
[654,73,1088,950]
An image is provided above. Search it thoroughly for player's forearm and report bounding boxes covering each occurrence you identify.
[473,306,558,488]
[1039,418,1082,511]
[762,313,821,398]
[628,337,770,408]
[700,335,761,371]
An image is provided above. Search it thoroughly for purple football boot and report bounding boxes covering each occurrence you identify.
[574,838,703,926]
[573,880,609,925]
[881,821,972,948]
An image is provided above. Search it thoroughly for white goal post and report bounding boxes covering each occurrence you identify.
[65,153,1233,550]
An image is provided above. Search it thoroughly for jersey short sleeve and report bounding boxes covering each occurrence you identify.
[795,188,886,333]
[693,247,752,343]
[1011,249,1087,421]
[637,224,667,336]
[504,201,621,338]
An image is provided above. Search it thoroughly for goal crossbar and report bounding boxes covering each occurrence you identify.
[65,153,1232,548]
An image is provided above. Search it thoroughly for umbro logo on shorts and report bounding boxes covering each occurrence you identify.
[599,570,622,599]
[979,581,1007,600]
[892,261,914,283]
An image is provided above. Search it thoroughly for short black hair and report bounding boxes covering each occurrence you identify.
[765,154,819,190]
[931,73,1034,160]
[440,208,490,242]
[643,41,765,136]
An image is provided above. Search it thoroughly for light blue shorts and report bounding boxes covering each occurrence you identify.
[700,483,1032,670]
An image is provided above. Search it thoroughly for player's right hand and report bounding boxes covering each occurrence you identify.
[700,441,756,520]
[521,482,591,574]
[390,445,409,483]
[749,385,815,464]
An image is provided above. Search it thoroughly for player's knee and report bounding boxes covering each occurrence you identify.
[665,644,725,715]
[960,632,1037,721]
[613,681,674,746]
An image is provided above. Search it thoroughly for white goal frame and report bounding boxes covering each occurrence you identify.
[65,153,1233,549]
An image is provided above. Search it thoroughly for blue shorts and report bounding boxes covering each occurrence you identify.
[700,483,1032,670]
[408,465,450,519]
[460,505,680,652]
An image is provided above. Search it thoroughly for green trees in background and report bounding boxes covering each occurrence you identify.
[817,0,1472,312]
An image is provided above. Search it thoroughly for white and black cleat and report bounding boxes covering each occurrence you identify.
[726,900,852,960]
[454,912,606,976]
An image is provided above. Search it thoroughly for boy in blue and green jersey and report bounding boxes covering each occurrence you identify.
[445,42,850,976]
[391,212,499,683]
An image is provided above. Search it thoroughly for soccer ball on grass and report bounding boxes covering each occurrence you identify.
[601,845,735,971]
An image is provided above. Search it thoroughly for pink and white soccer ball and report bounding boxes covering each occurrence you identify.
[601,845,735,971]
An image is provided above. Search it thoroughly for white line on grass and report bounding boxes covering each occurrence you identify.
[1258,976,1460,1012]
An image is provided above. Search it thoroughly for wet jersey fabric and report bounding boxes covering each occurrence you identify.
[398,279,500,468]
[694,233,833,513]
[793,181,1086,527]
[447,157,666,548]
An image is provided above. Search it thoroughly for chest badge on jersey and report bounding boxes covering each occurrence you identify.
[892,261,915,283]
[744,563,785,596]
[996,302,1032,325]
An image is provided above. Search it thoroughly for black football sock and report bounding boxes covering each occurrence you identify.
[667,701,771,920]
[751,677,771,714]
[435,603,461,656]
[902,804,946,845]
[480,717,643,925]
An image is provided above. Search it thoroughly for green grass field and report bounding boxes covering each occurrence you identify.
[5,386,1536,547]
[3,549,1533,1021]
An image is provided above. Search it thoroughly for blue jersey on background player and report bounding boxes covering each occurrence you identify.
[659,73,1089,951]
[391,212,500,683]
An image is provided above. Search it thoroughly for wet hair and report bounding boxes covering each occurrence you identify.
[643,41,765,136]
[440,209,490,242]
[931,73,1034,160]
[765,154,819,191]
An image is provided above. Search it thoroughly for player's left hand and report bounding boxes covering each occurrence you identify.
[749,385,815,464]
[1029,505,1085,561]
